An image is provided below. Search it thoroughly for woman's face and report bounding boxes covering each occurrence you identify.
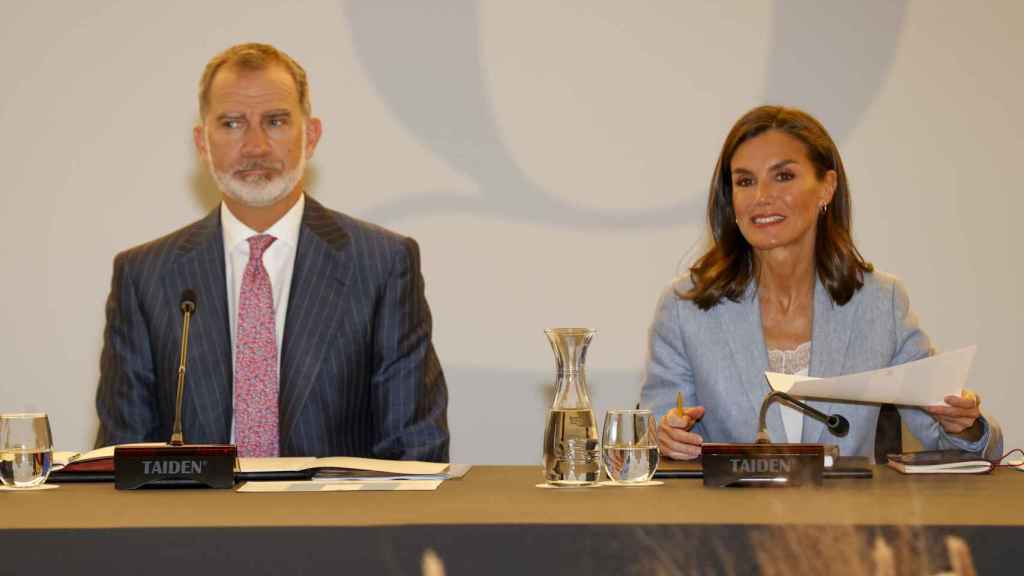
[729,130,836,256]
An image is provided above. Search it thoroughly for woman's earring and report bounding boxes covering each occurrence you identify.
[820,203,828,215]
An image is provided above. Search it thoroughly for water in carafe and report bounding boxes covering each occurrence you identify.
[542,328,600,486]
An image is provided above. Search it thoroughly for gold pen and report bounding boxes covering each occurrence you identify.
[676,391,684,418]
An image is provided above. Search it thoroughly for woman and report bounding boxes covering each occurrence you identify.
[641,106,1002,461]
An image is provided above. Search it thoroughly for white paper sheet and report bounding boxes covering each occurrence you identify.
[765,346,976,406]
[444,464,473,479]
[236,456,448,475]
[311,464,472,482]
[237,458,319,473]
[312,457,448,475]
[236,479,443,492]
[51,442,166,470]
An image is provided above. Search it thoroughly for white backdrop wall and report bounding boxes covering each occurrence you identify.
[1,1,1020,463]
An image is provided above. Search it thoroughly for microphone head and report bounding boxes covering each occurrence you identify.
[180,289,197,314]
[826,414,850,437]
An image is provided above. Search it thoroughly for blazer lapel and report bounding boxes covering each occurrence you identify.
[279,197,352,448]
[804,277,855,443]
[718,282,786,442]
[165,209,233,443]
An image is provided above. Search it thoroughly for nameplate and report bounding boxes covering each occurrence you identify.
[701,443,824,488]
[114,444,237,490]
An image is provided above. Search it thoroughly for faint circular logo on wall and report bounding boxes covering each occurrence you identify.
[344,1,907,229]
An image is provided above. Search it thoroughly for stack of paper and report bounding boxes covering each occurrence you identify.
[237,480,445,492]
[235,457,471,493]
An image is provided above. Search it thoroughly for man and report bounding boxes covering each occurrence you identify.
[95,43,448,462]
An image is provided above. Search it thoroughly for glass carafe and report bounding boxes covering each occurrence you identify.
[542,328,600,486]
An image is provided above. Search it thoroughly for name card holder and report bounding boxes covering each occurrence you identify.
[114,445,237,490]
[701,443,824,488]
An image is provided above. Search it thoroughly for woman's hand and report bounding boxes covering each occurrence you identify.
[925,389,983,441]
[656,405,706,460]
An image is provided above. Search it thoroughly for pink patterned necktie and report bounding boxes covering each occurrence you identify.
[234,234,279,457]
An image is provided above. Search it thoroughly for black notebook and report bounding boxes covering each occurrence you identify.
[886,450,993,474]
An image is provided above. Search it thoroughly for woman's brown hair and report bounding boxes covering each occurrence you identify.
[683,106,872,310]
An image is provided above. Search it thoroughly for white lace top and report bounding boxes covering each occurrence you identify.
[767,340,811,375]
[767,341,811,443]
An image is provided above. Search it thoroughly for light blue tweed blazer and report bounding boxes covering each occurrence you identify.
[640,271,1003,461]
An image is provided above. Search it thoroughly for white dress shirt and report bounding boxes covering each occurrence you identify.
[221,194,305,377]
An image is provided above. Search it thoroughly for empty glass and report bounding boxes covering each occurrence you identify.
[0,413,54,488]
[602,409,659,484]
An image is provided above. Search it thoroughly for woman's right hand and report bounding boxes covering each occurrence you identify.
[657,406,706,460]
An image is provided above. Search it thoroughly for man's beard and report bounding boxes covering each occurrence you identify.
[206,131,306,208]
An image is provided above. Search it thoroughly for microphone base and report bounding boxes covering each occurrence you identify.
[701,443,824,488]
[114,444,237,490]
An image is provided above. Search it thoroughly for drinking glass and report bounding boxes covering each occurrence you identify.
[0,413,54,488]
[601,409,659,484]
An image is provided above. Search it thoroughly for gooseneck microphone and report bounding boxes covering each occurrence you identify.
[755,390,849,444]
[114,287,236,489]
[170,289,197,446]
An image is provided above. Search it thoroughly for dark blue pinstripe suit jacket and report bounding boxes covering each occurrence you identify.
[95,197,449,462]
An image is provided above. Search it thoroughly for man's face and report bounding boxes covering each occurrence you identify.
[195,63,320,208]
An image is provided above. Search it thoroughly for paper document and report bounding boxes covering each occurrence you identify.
[51,442,167,471]
[765,346,976,406]
[237,456,448,475]
[443,463,473,479]
[313,463,472,482]
[314,457,447,475]
[237,458,318,473]
[236,479,443,492]
[51,452,79,470]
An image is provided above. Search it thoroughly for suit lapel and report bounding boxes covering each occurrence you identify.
[804,277,855,443]
[279,197,352,448]
[165,209,233,443]
[718,282,785,442]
